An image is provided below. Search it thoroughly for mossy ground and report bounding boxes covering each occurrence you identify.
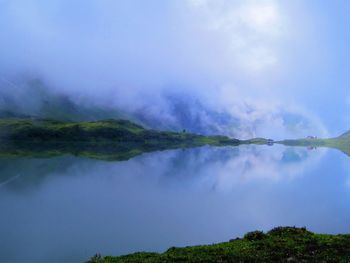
[87,227,350,263]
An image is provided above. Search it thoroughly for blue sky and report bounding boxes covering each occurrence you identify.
[0,0,350,137]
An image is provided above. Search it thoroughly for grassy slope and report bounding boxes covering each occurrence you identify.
[278,131,350,156]
[87,227,350,263]
[0,118,247,160]
[0,118,237,144]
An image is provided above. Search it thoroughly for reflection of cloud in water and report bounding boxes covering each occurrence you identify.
[113,145,325,189]
[0,144,327,192]
[0,145,348,263]
[208,145,326,191]
[66,144,327,192]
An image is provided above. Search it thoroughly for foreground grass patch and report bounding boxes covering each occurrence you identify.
[87,227,350,263]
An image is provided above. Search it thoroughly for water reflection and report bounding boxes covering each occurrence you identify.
[0,145,349,263]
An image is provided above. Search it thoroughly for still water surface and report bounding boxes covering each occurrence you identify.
[1,144,350,262]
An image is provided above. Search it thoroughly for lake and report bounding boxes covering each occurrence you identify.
[1,144,350,262]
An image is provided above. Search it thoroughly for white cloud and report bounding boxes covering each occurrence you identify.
[187,0,285,71]
[0,0,327,138]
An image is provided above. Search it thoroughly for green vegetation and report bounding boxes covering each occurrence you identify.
[87,227,350,263]
[0,118,248,160]
[0,118,239,144]
[278,131,350,156]
[0,118,286,161]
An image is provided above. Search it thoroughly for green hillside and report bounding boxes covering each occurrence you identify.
[0,118,237,144]
[0,118,246,160]
[87,227,350,263]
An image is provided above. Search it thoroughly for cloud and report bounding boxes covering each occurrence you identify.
[0,0,327,138]
[186,0,284,71]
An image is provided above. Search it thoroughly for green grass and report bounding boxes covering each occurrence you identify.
[86,227,350,263]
